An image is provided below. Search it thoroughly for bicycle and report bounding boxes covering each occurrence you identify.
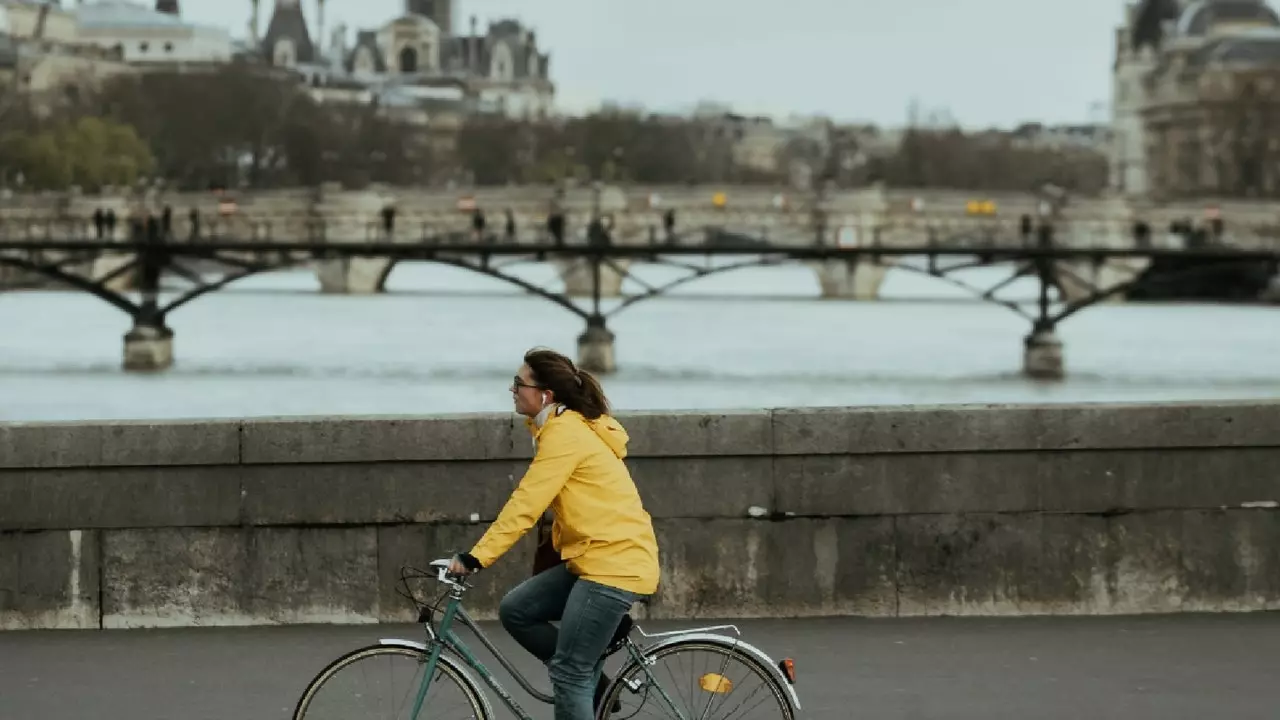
[292,557,803,719]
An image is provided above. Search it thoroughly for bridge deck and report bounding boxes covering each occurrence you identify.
[2,614,1277,719]
[1,238,1278,262]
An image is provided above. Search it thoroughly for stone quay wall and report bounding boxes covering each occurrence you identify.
[2,401,1278,630]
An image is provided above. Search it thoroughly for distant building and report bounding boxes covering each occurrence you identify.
[1010,122,1112,152]
[1111,0,1280,197]
[0,0,79,44]
[257,0,555,121]
[0,0,130,100]
[693,112,787,173]
[75,1,233,64]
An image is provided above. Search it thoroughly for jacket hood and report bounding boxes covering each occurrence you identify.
[523,409,629,458]
[588,414,629,458]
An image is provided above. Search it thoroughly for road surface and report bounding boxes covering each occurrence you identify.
[2,614,1278,719]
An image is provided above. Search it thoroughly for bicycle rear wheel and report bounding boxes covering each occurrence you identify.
[293,643,491,720]
[600,640,795,720]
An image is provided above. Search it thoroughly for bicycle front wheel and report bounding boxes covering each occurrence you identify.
[600,640,795,720]
[293,643,492,720]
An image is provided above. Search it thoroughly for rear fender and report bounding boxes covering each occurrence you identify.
[635,632,802,712]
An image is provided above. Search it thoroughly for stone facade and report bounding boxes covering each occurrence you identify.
[0,0,79,44]
[1111,0,1280,198]
[260,0,554,121]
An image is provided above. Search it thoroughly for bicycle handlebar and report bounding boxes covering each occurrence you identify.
[428,557,472,590]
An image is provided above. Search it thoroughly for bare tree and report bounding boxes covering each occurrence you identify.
[91,63,423,190]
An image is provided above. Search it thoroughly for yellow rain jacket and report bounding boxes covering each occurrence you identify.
[468,408,660,596]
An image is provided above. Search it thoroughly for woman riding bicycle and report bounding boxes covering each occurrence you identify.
[449,347,660,720]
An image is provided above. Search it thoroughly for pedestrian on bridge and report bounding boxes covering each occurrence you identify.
[449,347,660,720]
[547,211,565,247]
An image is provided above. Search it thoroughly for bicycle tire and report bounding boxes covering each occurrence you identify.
[598,640,795,720]
[292,643,493,720]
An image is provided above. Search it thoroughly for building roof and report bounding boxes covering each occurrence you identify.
[388,12,440,33]
[76,1,191,29]
[1177,0,1280,37]
[1207,29,1280,62]
[488,19,523,37]
[1133,0,1182,49]
[345,30,387,74]
[261,0,315,64]
[406,0,452,32]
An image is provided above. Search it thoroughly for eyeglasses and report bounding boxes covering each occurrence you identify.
[511,375,543,392]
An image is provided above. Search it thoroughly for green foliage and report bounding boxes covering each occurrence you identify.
[92,63,426,190]
[0,116,154,191]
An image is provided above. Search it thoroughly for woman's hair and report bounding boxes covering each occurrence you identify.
[524,347,610,420]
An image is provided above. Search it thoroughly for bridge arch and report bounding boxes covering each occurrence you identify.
[0,255,139,315]
[378,255,590,319]
[7,235,1273,379]
[365,248,1061,322]
[0,251,315,337]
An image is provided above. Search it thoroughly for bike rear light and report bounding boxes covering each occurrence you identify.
[779,658,796,684]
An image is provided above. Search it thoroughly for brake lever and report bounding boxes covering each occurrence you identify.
[435,564,476,589]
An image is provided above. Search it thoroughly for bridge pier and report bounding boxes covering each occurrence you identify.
[811,259,887,300]
[316,258,394,294]
[559,259,629,298]
[123,323,173,372]
[577,317,616,374]
[1023,329,1064,380]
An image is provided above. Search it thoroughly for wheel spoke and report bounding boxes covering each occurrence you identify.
[606,641,792,720]
[293,645,487,720]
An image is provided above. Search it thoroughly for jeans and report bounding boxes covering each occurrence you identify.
[498,564,642,720]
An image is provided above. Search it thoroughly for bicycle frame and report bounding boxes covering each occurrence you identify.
[391,561,796,720]
[402,587,549,720]
[397,586,688,720]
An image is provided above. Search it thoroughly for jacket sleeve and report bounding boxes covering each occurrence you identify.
[469,423,579,568]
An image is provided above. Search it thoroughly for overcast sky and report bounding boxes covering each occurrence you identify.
[179,0,1123,129]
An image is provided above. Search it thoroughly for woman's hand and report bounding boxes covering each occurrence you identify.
[448,553,481,576]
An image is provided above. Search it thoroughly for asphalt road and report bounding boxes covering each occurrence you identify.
[2,613,1278,719]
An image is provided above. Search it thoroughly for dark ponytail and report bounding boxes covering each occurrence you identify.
[524,347,610,420]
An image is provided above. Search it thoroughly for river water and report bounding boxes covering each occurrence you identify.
[1,259,1277,422]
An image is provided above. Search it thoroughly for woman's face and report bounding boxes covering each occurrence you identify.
[511,363,548,417]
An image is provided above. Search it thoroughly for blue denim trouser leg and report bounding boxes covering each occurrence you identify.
[498,563,578,662]
[496,563,640,712]
[549,577,641,720]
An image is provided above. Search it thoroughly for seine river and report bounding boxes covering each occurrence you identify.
[1,260,1277,422]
